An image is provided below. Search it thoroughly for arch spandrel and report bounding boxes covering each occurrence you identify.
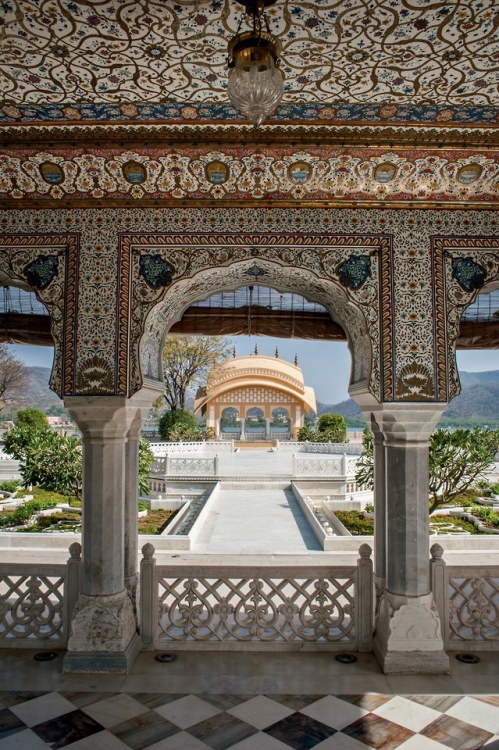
[0,234,79,397]
[431,236,499,402]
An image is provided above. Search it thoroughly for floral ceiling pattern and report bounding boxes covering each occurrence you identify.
[1,0,497,109]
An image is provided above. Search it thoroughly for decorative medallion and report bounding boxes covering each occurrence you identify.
[24,255,59,290]
[374,163,397,183]
[288,161,312,184]
[451,257,486,293]
[39,162,65,185]
[337,254,371,291]
[395,364,434,401]
[245,263,269,279]
[139,254,174,290]
[123,161,147,184]
[205,161,230,185]
[1,149,496,204]
[457,163,483,185]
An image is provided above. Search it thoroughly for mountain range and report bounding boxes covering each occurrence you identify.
[11,366,499,425]
[318,370,499,424]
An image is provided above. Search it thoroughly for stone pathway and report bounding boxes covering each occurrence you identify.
[192,486,322,553]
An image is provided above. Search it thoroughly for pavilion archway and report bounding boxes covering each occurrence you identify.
[131,240,386,408]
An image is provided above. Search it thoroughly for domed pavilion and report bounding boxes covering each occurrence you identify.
[194,354,316,440]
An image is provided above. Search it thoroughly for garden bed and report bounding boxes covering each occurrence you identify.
[334,510,374,535]
[138,508,179,535]
[429,515,478,535]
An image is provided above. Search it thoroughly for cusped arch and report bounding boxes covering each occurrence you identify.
[138,258,378,403]
[0,237,76,397]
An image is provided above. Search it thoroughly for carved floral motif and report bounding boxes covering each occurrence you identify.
[158,574,355,643]
[0,150,496,203]
[449,576,499,642]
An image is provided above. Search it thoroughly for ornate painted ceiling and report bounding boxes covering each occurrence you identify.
[1,0,498,118]
[0,0,497,206]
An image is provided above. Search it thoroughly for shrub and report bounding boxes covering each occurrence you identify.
[297,425,317,442]
[14,408,49,431]
[158,409,198,440]
[318,413,347,443]
[0,498,58,527]
[0,480,20,493]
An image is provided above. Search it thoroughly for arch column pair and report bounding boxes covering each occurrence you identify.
[63,383,161,673]
[356,394,449,674]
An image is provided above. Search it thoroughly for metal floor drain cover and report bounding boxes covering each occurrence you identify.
[456,653,480,664]
[335,653,357,664]
[34,652,58,661]
[155,653,177,663]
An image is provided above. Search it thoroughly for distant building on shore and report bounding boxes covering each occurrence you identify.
[195,354,316,441]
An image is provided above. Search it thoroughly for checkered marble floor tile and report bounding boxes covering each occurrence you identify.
[0,692,498,750]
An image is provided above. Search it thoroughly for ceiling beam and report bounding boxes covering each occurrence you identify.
[0,310,498,349]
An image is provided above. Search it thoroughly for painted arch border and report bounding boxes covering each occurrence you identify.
[120,231,395,404]
[432,236,499,403]
[0,233,79,397]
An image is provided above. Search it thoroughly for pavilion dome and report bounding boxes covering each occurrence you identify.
[194,355,316,416]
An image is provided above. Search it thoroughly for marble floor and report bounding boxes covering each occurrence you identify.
[0,650,498,750]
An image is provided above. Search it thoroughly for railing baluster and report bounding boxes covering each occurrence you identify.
[65,542,82,644]
[140,543,157,649]
[430,543,448,648]
[356,543,374,652]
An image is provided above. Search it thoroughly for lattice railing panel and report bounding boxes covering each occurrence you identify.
[448,576,499,644]
[0,574,65,643]
[157,574,355,644]
[294,458,344,476]
[169,458,217,476]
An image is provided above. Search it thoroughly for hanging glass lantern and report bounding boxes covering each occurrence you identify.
[227,0,284,127]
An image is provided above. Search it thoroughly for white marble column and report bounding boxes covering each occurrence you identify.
[265,417,271,439]
[63,385,160,673]
[370,404,449,674]
[371,416,387,592]
[124,385,162,610]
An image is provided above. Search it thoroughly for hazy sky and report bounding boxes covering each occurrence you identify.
[6,340,499,404]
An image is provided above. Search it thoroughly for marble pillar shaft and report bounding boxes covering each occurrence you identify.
[371,424,386,588]
[82,434,126,596]
[384,438,431,597]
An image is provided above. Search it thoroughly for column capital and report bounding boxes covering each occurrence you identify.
[65,383,162,439]
[358,402,446,445]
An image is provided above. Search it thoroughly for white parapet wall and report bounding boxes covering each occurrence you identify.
[277,441,362,455]
[149,441,235,456]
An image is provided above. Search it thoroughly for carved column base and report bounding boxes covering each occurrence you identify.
[374,592,449,674]
[64,590,140,673]
[125,573,139,618]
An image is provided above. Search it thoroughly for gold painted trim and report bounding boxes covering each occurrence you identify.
[0,198,497,209]
[1,122,498,149]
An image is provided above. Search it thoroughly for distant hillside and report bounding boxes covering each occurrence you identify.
[318,369,499,426]
[11,366,499,425]
[317,398,362,419]
[459,370,499,388]
[445,383,499,421]
[25,366,63,412]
